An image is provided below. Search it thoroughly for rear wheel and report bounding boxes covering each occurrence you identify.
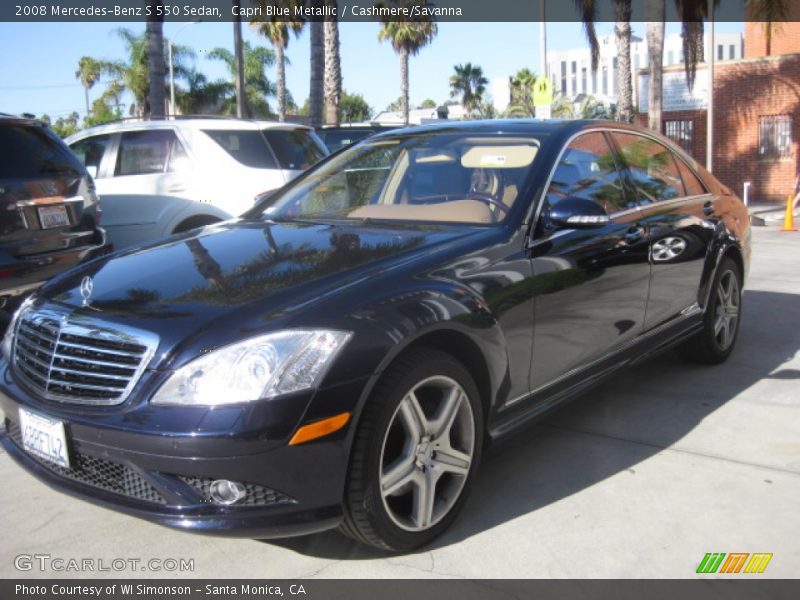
[677,257,742,364]
[340,348,483,551]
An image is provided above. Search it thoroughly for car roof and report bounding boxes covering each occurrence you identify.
[66,117,312,140]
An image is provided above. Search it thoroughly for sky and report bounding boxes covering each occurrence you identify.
[0,20,743,121]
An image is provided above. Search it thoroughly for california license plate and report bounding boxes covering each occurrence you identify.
[19,408,70,468]
[38,205,70,229]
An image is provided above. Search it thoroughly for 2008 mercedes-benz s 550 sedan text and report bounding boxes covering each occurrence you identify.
[0,120,750,552]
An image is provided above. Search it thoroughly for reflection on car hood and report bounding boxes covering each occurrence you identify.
[38,219,477,354]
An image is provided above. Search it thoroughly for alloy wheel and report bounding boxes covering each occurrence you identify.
[714,270,740,351]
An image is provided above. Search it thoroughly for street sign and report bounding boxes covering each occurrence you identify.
[533,77,554,107]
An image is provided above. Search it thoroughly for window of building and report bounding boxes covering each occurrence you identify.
[546,132,628,214]
[581,63,587,92]
[664,120,694,154]
[729,44,736,59]
[611,133,686,204]
[717,45,724,60]
[602,66,608,95]
[759,115,792,160]
[561,61,567,95]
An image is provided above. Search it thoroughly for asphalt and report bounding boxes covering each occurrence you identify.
[0,225,798,579]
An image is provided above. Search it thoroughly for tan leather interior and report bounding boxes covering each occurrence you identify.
[349,199,496,224]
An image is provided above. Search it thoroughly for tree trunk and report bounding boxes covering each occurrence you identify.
[276,43,286,122]
[400,46,410,125]
[323,9,341,126]
[309,18,324,128]
[646,2,665,132]
[233,2,247,118]
[146,3,165,119]
[83,86,90,118]
[613,1,633,123]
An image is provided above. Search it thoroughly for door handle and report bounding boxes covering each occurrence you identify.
[625,226,645,244]
[703,201,715,216]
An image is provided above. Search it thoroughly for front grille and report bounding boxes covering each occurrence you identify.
[180,476,296,507]
[6,420,166,505]
[12,306,158,406]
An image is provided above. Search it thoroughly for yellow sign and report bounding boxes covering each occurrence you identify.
[533,77,554,107]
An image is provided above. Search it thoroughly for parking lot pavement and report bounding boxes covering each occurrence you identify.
[1,226,798,579]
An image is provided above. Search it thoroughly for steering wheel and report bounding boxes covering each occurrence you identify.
[466,193,511,215]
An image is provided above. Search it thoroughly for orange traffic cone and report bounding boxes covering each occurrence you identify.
[780,194,797,232]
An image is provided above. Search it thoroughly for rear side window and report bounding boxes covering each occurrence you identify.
[69,135,110,173]
[262,129,327,170]
[546,132,629,214]
[675,158,707,196]
[611,133,686,204]
[0,124,84,178]
[203,129,278,169]
[115,130,187,176]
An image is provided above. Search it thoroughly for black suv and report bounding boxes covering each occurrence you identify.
[0,115,109,323]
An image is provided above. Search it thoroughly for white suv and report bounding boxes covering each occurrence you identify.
[66,118,327,249]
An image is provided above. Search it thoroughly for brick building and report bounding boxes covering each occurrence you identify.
[637,20,799,204]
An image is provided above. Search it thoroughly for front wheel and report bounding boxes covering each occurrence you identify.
[340,348,483,552]
[677,256,742,364]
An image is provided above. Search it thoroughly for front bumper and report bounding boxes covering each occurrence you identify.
[0,366,368,538]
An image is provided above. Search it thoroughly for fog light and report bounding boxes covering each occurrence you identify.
[209,480,247,505]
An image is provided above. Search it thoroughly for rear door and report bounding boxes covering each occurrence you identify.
[609,132,714,330]
[91,128,195,248]
[528,130,652,393]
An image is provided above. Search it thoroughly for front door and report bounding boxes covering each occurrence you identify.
[528,131,652,392]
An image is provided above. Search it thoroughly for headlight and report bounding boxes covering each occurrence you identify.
[1,298,33,360]
[151,329,352,406]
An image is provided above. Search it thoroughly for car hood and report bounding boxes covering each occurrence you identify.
[37,218,481,364]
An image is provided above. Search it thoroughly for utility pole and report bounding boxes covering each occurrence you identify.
[539,1,547,80]
[706,0,715,172]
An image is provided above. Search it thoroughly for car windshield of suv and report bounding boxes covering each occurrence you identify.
[263,133,539,225]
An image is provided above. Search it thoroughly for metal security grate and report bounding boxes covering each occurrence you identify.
[6,420,166,505]
[12,306,158,406]
[180,476,296,507]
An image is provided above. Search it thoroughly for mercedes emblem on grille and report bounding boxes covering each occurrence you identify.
[79,276,94,307]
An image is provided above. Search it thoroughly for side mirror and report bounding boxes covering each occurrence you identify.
[85,165,98,179]
[548,196,610,228]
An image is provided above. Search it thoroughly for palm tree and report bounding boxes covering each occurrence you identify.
[75,57,102,117]
[251,1,304,121]
[645,1,666,132]
[377,0,439,125]
[146,2,166,118]
[324,1,342,126]
[176,69,229,114]
[309,7,324,128]
[449,63,488,114]
[507,68,538,118]
[232,1,247,117]
[613,0,634,123]
[208,42,277,118]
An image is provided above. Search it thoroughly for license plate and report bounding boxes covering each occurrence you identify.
[19,408,70,468]
[38,205,70,229]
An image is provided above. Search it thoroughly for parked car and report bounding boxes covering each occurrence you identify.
[0,114,109,325]
[316,123,398,153]
[65,118,327,249]
[0,120,750,552]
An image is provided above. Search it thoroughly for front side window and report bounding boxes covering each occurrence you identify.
[115,130,185,176]
[261,134,539,225]
[611,133,685,204]
[545,132,628,214]
[758,115,792,160]
[69,134,110,174]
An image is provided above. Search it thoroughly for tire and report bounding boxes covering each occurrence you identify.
[340,348,484,552]
[676,256,742,364]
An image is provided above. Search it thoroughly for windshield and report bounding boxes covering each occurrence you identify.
[262,133,539,225]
